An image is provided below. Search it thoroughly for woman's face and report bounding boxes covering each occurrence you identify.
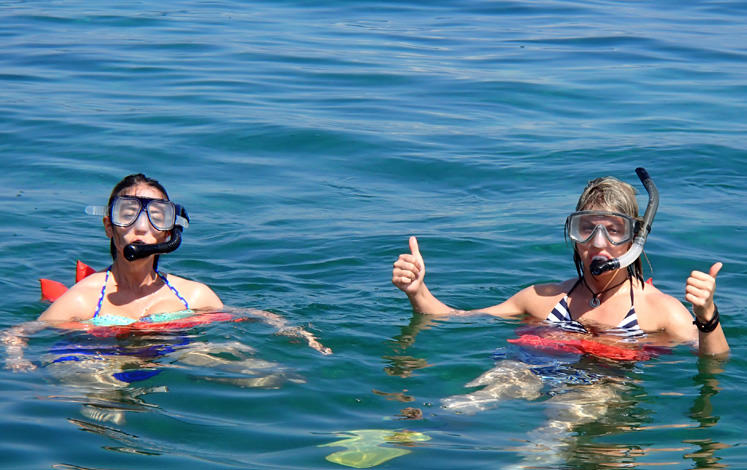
[104,183,170,255]
[574,205,632,276]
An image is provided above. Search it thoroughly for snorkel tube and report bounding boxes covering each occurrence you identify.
[589,167,659,276]
[123,205,190,262]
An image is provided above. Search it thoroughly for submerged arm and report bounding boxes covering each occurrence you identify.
[228,307,332,355]
[1,321,47,372]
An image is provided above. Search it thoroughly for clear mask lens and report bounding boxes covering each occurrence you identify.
[566,211,634,246]
[110,196,176,231]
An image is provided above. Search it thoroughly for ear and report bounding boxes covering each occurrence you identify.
[103,216,113,238]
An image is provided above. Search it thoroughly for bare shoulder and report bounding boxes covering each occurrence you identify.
[636,283,694,337]
[38,272,109,322]
[507,279,575,319]
[162,273,223,310]
[531,279,577,297]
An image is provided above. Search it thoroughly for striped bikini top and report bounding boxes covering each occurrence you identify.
[546,278,645,340]
[86,267,192,326]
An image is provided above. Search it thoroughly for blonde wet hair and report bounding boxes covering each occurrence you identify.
[575,176,639,215]
[572,176,644,281]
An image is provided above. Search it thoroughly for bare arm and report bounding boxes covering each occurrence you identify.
[392,236,528,318]
[224,307,332,355]
[391,236,451,314]
[686,262,728,356]
[171,277,330,355]
[1,321,47,371]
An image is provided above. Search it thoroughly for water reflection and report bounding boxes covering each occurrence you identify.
[383,313,435,378]
[40,329,303,431]
[690,356,725,429]
[683,356,728,469]
[531,355,731,469]
[442,354,639,468]
[389,312,730,469]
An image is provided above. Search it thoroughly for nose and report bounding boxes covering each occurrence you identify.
[133,210,151,231]
[591,226,609,248]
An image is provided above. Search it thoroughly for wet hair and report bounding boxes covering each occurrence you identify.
[107,174,170,269]
[572,176,644,282]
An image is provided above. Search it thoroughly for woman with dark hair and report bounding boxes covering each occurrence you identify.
[3,173,329,372]
[392,174,728,356]
[39,173,222,325]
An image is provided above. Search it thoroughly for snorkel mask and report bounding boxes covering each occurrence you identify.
[566,168,659,276]
[86,197,190,262]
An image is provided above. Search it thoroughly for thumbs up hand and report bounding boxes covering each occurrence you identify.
[392,236,426,296]
[686,262,722,323]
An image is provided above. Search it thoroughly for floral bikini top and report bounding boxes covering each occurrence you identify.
[84,267,193,326]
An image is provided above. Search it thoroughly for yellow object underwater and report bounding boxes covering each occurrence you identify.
[319,429,430,468]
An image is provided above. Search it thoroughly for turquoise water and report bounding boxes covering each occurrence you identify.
[2,1,746,468]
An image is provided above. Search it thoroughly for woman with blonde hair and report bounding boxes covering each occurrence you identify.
[392,169,727,356]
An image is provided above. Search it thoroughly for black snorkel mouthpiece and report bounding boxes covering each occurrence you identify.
[123,206,190,262]
[590,167,659,276]
[590,257,619,276]
[124,226,183,261]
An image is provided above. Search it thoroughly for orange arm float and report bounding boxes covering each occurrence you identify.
[40,260,97,302]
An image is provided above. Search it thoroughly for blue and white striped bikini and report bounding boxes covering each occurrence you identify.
[546,278,645,340]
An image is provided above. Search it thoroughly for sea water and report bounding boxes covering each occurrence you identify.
[1,1,745,468]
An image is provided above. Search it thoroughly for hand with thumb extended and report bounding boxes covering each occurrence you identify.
[392,236,426,296]
[685,262,722,322]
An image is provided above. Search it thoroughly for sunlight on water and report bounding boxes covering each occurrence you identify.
[1,0,745,468]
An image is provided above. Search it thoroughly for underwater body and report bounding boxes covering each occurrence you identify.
[2,0,746,469]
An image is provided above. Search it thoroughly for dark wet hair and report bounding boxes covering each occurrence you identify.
[107,174,170,269]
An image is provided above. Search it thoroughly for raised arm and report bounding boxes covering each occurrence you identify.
[392,236,453,314]
[392,236,527,317]
[686,262,728,356]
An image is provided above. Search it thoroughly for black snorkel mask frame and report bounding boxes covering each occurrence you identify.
[123,204,190,262]
[588,167,659,276]
[85,202,190,262]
